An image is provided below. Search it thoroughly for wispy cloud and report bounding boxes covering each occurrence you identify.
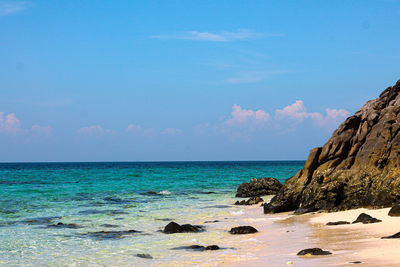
[225,70,285,84]
[31,125,52,138]
[77,125,112,136]
[0,1,32,16]
[150,29,284,42]
[125,124,155,137]
[161,127,183,136]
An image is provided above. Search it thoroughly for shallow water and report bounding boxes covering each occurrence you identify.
[0,161,303,266]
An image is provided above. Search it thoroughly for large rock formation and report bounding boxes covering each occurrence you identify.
[236,178,282,197]
[265,80,400,213]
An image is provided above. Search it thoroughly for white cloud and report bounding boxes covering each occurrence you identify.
[0,112,52,138]
[225,71,285,84]
[275,100,310,121]
[275,100,349,130]
[150,29,284,42]
[77,125,111,136]
[0,1,32,16]
[0,112,22,135]
[161,128,183,136]
[125,124,155,136]
[313,108,350,128]
[226,104,270,126]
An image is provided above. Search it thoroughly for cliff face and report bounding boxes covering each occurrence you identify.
[265,80,400,213]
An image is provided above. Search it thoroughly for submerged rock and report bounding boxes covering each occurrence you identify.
[388,204,400,216]
[135,253,153,259]
[163,222,204,234]
[235,196,264,206]
[82,230,141,239]
[352,213,381,224]
[22,216,62,225]
[229,226,258,235]
[47,222,83,229]
[236,178,282,198]
[265,80,400,213]
[297,248,332,256]
[326,221,350,226]
[172,245,220,251]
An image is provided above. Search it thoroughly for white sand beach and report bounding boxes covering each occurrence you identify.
[214,203,400,266]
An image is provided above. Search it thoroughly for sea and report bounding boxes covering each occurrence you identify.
[0,161,303,266]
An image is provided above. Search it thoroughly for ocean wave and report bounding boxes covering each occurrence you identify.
[158,190,171,195]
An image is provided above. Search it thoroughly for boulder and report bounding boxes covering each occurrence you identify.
[388,204,400,216]
[352,213,381,224]
[235,196,264,205]
[236,178,282,198]
[163,222,204,234]
[265,80,400,213]
[229,226,258,234]
[297,248,332,256]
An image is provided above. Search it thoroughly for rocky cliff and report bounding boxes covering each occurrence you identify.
[265,80,400,213]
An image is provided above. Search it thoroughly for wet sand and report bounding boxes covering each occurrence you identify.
[216,204,400,266]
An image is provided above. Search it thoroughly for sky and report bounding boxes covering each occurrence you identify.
[1,0,400,162]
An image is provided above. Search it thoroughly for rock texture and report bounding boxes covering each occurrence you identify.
[265,80,400,213]
[236,178,282,198]
[229,226,258,234]
[352,213,381,224]
[388,204,400,216]
[235,196,264,205]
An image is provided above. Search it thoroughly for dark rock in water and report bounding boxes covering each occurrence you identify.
[136,253,153,259]
[229,226,258,235]
[352,213,381,224]
[103,197,132,204]
[388,204,400,216]
[326,221,350,226]
[204,220,220,223]
[381,232,400,239]
[47,222,82,229]
[264,80,400,213]
[22,216,62,225]
[172,245,220,251]
[297,248,332,256]
[82,230,141,239]
[101,224,120,228]
[163,222,204,234]
[235,196,264,206]
[205,205,230,209]
[236,178,282,198]
[78,209,128,215]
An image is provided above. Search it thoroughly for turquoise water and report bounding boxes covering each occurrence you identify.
[0,161,303,266]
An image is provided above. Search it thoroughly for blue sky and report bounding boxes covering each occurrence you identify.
[1,0,399,162]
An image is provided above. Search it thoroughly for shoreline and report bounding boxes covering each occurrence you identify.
[217,200,400,266]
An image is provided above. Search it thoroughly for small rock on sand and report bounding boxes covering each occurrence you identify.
[352,213,381,224]
[297,248,332,256]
